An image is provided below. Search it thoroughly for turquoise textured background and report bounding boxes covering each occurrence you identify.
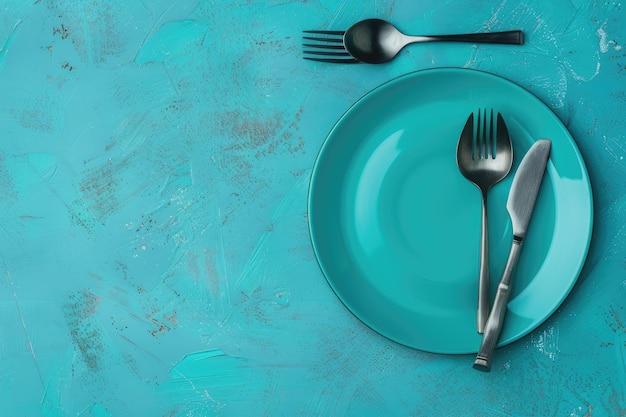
[0,1,624,416]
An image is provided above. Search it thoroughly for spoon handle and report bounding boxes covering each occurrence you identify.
[408,30,524,45]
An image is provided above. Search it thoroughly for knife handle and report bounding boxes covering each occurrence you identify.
[473,239,522,372]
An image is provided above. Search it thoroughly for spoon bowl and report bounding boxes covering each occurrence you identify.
[343,19,402,64]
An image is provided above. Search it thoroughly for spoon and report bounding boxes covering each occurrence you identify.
[344,19,524,64]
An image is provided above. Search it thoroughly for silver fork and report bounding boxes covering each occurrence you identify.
[456,109,513,333]
[302,30,359,63]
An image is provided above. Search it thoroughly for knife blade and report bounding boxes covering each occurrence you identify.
[473,139,552,372]
[506,139,552,242]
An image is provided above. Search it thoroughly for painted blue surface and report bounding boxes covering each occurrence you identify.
[0,1,623,416]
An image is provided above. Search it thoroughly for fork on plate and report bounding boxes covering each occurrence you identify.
[456,109,513,333]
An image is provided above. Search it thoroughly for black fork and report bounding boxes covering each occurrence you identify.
[302,30,360,63]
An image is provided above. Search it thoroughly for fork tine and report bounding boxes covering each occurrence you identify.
[303,30,345,35]
[495,112,512,156]
[302,49,358,62]
[303,43,346,50]
[459,113,474,155]
[303,50,352,57]
[456,113,475,175]
[302,35,344,43]
[488,109,493,158]
[485,108,493,159]
[476,109,480,159]
[483,108,489,159]
[303,57,360,63]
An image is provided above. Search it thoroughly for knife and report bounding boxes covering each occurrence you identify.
[473,139,552,372]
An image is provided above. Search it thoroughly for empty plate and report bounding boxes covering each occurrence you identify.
[308,68,593,354]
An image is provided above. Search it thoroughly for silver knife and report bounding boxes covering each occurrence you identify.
[473,139,552,372]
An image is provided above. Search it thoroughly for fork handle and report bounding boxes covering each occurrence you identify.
[408,30,524,45]
[477,190,490,333]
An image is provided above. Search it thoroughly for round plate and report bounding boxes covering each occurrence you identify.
[308,68,593,354]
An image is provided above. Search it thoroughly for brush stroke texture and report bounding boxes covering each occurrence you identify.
[0,0,624,416]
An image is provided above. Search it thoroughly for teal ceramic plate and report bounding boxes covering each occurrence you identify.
[308,68,593,354]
